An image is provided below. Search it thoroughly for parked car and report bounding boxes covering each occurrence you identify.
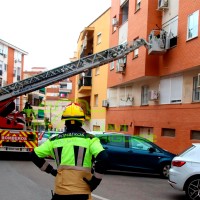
[38,131,62,146]
[95,133,176,178]
[168,143,200,200]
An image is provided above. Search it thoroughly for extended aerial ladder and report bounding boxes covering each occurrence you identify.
[0,29,168,130]
[0,39,150,103]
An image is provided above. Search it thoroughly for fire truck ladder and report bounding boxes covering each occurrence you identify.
[0,39,150,102]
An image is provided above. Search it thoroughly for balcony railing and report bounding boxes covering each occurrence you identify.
[78,76,92,89]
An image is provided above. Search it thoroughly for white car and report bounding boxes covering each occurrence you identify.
[38,131,62,146]
[168,143,200,200]
[86,131,105,135]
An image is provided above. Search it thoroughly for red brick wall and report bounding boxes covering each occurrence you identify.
[7,47,14,84]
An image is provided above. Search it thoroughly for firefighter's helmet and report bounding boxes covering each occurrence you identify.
[61,103,85,121]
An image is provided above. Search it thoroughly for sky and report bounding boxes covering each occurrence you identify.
[0,0,111,71]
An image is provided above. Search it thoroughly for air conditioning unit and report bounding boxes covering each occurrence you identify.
[112,18,118,27]
[116,62,125,73]
[197,73,200,88]
[102,100,109,107]
[148,90,159,101]
[158,0,168,10]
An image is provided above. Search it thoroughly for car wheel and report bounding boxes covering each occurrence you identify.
[159,163,171,179]
[185,176,200,200]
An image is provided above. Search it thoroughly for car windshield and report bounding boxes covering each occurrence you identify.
[178,145,196,157]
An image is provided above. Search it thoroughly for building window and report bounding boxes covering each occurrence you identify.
[97,33,102,45]
[119,85,133,106]
[60,92,68,98]
[110,61,114,70]
[120,125,128,132]
[141,85,149,105]
[135,0,141,11]
[108,88,118,107]
[17,67,21,81]
[163,16,178,49]
[13,68,16,77]
[60,84,67,88]
[15,98,20,111]
[161,128,175,137]
[160,75,183,104]
[187,10,199,40]
[0,44,3,54]
[93,125,101,131]
[133,37,139,58]
[94,94,98,107]
[108,124,115,131]
[0,61,3,76]
[191,130,200,140]
[95,67,100,75]
[3,46,8,57]
[4,64,7,71]
[112,16,118,32]
[120,0,129,25]
[192,76,200,102]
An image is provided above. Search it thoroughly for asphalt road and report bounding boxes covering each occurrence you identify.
[0,152,186,200]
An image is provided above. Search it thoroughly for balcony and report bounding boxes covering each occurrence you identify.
[59,82,72,94]
[78,76,92,94]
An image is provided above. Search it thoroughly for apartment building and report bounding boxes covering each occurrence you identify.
[0,39,27,111]
[23,67,73,131]
[45,77,72,132]
[104,0,200,154]
[75,8,111,132]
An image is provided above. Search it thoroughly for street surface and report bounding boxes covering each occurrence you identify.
[0,152,186,200]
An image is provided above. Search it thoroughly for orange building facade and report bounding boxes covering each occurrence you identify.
[106,0,200,154]
[75,9,111,132]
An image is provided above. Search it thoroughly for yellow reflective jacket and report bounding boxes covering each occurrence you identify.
[23,108,36,118]
[34,132,104,195]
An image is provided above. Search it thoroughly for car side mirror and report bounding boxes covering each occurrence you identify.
[148,147,156,153]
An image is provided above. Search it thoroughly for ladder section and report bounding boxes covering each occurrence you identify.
[0,39,150,102]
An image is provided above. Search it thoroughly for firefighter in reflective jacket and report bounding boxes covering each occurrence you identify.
[23,102,36,130]
[30,103,108,200]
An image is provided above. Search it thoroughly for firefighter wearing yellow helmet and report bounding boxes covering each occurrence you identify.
[30,103,108,200]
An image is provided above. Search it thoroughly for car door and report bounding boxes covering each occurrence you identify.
[98,135,130,170]
[127,137,165,172]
